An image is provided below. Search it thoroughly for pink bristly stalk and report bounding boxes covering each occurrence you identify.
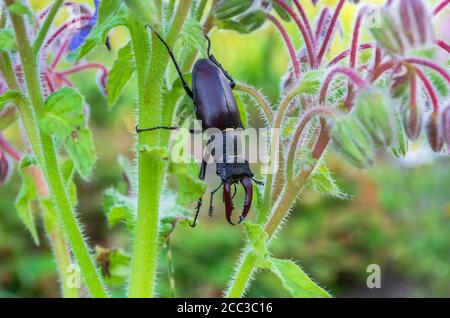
[435,40,450,53]
[45,15,91,48]
[0,134,21,161]
[292,0,315,47]
[316,0,346,66]
[267,14,301,79]
[370,60,397,82]
[350,7,368,69]
[60,63,108,77]
[433,0,450,16]
[414,67,440,113]
[315,7,330,41]
[51,38,70,70]
[328,43,375,66]
[405,58,450,83]
[319,66,367,104]
[274,0,316,67]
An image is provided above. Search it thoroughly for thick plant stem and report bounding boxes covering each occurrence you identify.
[0,51,76,298]
[128,0,192,298]
[6,0,107,297]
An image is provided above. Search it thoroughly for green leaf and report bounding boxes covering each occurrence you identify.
[95,246,131,287]
[0,29,16,52]
[97,0,122,24]
[0,90,23,113]
[107,41,135,108]
[159,191,193,236]
[216,11,266,34]
[69,9,127,61]
[169,160,207,205]
[64,126,97,180]
[15,160,39,245]
[243,222,271,268]
[178,18,208,58]
[103,188,135,230]
[270,258,331,298]
[213,0,255,20]
[309,163,349,199]
[40,87,84,140]
[40,197,58,233]
[124,0,160,27]
[60,159,78,205]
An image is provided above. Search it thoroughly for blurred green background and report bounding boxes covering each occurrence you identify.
[1,0,449,298]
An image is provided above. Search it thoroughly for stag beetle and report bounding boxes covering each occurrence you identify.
[137,26,262,227]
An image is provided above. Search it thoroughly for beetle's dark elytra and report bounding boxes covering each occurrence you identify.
[193,59,242,131]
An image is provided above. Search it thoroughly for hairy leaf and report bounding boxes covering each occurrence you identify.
[64,126,97,180]
[270,258,331,298]
[107,41,135,108]
[40,88,84,140]
[103,188,135,230]
[0,29,16,52]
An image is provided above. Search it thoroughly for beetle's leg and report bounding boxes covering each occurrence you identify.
[146,25,194,99]
[136,126,199,134]
[135,125,179,133]
[204,34,236,89]
[223,182,235,225]
[251,177,265,186]
[239,176,253,224]
[208,182,223,217]
[190,158,208,228]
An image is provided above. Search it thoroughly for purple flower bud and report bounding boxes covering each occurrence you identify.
[426,112,444,153]
[399,0,434,49]
[0,151,12,186]
[442,105,450,147]
[403,101,422,141]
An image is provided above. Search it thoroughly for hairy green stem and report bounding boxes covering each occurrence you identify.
[6,0,107,297]
[226,85,332,297]
[128,0,192,298]
[0,47,77,298]
[32,0,63,55]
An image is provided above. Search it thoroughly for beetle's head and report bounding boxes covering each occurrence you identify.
[216,162,255,225]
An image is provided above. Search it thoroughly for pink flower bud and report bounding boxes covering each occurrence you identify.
[403,102,422,141]
[442,105,450,147]
[399,0,434,49]
[426,112,444,153]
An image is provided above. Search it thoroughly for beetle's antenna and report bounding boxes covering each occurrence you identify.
[204,34,236,89]
[251,177,264,186]
[145,25,194,99]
